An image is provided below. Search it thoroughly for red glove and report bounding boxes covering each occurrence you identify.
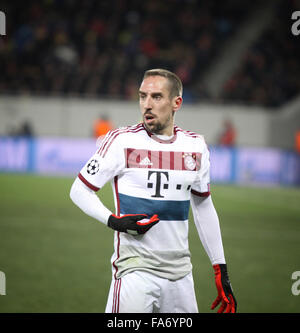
[211,264,237,313]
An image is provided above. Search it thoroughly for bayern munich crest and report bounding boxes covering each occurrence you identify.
[87,159,100,175]
[183,153,197,171]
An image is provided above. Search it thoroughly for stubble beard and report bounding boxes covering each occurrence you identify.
[144,121,165,135]
[143,113,173,135]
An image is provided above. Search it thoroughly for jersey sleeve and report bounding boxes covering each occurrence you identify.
[78,131,125,191]
[191,140,211,197]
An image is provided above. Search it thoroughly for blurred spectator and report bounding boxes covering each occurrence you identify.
[9,121,34,137]
[93,114,114,138]
[218,118,236,146]
[19,121,34,137]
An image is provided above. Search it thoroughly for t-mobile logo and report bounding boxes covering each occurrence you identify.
[147,171,169,198]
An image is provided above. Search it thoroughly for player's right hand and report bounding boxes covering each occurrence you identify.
[107,213,159,235]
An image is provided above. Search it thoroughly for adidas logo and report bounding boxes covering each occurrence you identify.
[139,157,153,166]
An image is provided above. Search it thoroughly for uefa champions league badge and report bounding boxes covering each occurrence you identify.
[87,159,100,175]
[183,153,197,171]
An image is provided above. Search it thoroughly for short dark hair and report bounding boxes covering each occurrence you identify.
[143,68,183,98]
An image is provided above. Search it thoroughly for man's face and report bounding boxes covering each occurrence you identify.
[139,76,182,136]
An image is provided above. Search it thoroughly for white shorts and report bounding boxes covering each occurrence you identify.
[105,270,198,313]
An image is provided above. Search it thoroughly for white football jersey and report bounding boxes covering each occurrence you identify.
[79,123,210,281]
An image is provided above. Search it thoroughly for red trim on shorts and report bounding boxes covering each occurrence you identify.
[112,176,122,313]
[112,176,121,276]
[78,173,100,192]
[112,278,121,313]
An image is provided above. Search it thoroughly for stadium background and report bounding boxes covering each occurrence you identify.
[0,0,300,313]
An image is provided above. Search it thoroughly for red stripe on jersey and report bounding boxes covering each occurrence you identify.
[97,124,143,156]
[125,148,201,171]
[78,173,100,192]
[97,124,140,156]
[191,189,211,197]
[97,129,116,155]
[159,151,162,169]
[170,151,174,170]
[103,126,144,157]
[147,150,152,169]
[175,126,202,138]
[100,125,144,158]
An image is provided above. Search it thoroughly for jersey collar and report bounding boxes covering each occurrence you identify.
[142,123,177,144]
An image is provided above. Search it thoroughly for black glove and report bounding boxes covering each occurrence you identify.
[107,213,159,235]
[211,264,237,313]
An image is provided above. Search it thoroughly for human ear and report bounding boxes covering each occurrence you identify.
[172,96,183,112]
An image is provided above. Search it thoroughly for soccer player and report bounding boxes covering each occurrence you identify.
[70,69,237,313]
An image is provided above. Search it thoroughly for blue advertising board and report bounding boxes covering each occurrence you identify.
[0,137,299,186]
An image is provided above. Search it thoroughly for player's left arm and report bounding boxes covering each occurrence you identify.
[190,194,237,313]
[191,139,237,313]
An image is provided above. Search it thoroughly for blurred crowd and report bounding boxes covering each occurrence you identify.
[0,0,299,107]
[221,0,300,107]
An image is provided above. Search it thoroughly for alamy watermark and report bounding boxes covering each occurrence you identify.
[0,271,6,295]
[0,11,5,36]
[291,11,300,36]
[291,271,300,296]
